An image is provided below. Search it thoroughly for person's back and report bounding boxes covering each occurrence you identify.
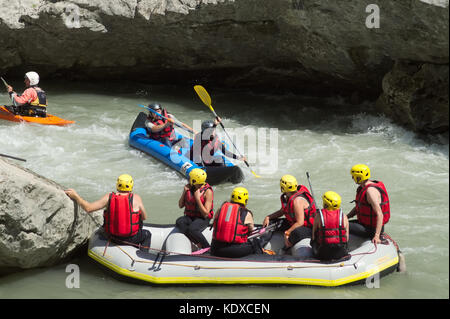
[65,174,152,252]
[312,191,349,261]
[211,187,263,258]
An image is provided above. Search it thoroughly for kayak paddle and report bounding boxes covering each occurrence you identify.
[1,76,8,89]
[193,85,261,178]
[138,104,196,134]
[0,153,27,162]
[306,171,319,209]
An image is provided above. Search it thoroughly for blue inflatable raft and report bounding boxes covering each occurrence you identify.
[129,112,244,185]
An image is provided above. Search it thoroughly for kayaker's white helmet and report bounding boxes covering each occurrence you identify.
[25,71,39,86]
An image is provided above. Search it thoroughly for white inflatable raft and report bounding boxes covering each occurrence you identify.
[88,223,401,287]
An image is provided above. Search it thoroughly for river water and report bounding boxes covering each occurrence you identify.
[0,81,448,299]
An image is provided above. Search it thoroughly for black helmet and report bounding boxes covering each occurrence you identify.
[201,120,215,131]
[148,103,162,111]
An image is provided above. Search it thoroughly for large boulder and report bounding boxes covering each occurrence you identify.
[376,60,449,134]
[0,158,101,275]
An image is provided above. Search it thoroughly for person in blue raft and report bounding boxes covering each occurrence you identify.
[144,103,178,147]
[189,119,246,167]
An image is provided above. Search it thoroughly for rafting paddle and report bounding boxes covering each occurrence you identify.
[138,104,196,134]
[0,153,27,162]
[306,172,319,209]
[193,85,261,178]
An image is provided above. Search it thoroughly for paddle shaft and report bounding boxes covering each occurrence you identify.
[1,77,9,89]
[139,104,194,134]
[205,98,251,169]
[306,172,319,209]
[0,153,27,162]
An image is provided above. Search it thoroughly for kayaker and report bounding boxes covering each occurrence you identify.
[189,119,246,167]
[145,103,177,147]
[6,71,47,117]
[347,164,390,244]
[262,175,317,250]
[311,191,349,260]
[211,187,266,258]
[64,174,152,252]
[176,168,214,249]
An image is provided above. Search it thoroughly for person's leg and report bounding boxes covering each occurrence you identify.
[349,221,383,239]
[176,215,192,235]
[288,226,312,246]
[186,217,211,248]
[212,242,255,258]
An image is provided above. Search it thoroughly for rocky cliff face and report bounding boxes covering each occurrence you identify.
[0,0,448,134]
[0,158,101,275]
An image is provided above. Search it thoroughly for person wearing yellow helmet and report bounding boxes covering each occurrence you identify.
[177,169,214,249]
[348,164,391,244]
[311,191,349,260]
[211,187,265,257]
[64,174,151,251]
[262,175,317,250]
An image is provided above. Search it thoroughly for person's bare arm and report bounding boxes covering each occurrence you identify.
[65,189,109,213]
[134,194,147,221]
[263,209,284,227]
[194,188,213,218]
[366,187,383,244]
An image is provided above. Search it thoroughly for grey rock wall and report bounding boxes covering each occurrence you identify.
[0,0,448,134]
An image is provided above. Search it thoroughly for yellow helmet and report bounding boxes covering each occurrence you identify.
[231,187,249,206]
[116,174,133,192]
[189,168,207,186]
[322,191,342,210]
[350,164,371,184]
[280,175,298,193]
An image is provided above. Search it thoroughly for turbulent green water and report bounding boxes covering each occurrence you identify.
[0,81,448,299]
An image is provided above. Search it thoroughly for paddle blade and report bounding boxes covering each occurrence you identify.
[250,170,261,178]
[194,85,212,108]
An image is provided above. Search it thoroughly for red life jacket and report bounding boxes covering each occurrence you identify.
[316,208,347,246]
[190,132,222,165]
[280,185,316,228]
[149,109,174,141]
[103,192,141,237]
[355,180,390,228]
[213,202,251,244]
[184,183,214,219]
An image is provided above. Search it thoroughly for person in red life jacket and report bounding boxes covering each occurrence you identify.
[144,103,177,147]
[176,168,214,249]
[64,174,152,252]
[189,119,246,167]
[262,175,317,250]
[6,71,47,117]
[211,187,266,258]
[347,164,391,244]
[311,191,349,260]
